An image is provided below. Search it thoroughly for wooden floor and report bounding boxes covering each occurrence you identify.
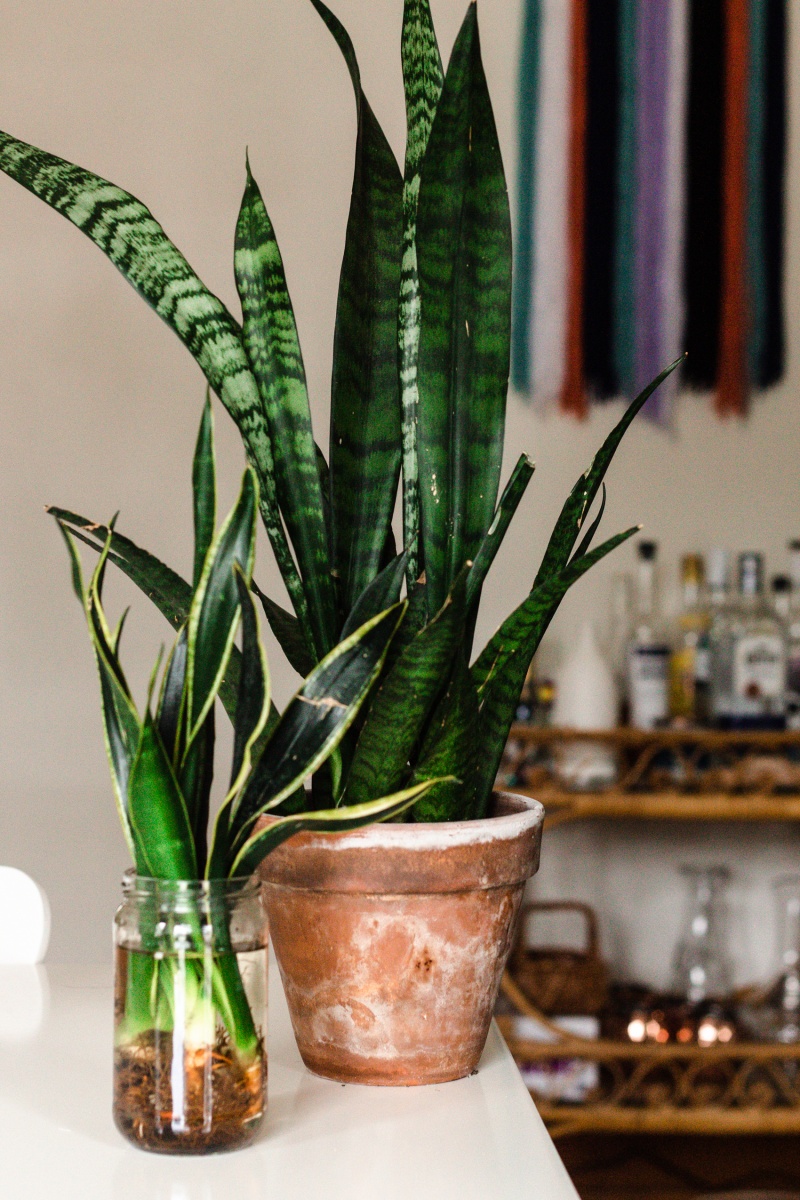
[556,1135,800,1199]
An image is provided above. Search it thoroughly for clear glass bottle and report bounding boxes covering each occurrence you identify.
[694,548,729,726]
[627,541,670,729]
[669,554,709,723]
[786,541,800,727]
[768,874,800,1043]
[607,572,633,723]
[709,552,787,730]
[671,865,732,1004]
[113,873,267,1154]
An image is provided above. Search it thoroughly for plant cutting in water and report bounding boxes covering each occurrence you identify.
[53,400,441,1150]
[0,0,678,828]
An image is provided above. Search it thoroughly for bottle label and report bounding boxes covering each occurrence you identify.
[694,646,711,684]
[629,646,669,729]
[733,635,785,701]
[788,650,800,697]
[670,646,696,719]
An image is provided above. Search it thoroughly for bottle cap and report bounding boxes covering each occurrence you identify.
[638,540,657,562]
[772,574,792,593]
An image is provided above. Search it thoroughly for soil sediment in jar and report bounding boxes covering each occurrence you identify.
[113,1029,266,1154]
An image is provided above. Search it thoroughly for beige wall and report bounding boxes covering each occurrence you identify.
[1,1,799,976]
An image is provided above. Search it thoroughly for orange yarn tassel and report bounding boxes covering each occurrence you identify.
[717,0,749,416]
[560,0,589,418]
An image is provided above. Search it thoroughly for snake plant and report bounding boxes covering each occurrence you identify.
[2,0,677,823]
[56,401,439,1061]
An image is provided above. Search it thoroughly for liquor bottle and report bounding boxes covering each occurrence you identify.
[607,572,633,723]
[709,552,787,729]
[694,548,729,725]
[669,554,709,722]
[786,542,800,727]
[627,541,670,729]
[772,574,792,620]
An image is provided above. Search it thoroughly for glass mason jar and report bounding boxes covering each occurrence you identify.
[113,873,267,1154]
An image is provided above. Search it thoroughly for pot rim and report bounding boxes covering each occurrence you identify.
[257,791,543,893]
[263,789,543,852]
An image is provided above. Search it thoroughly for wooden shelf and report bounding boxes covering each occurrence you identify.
[503,726,800,825]
[514,785,800,825]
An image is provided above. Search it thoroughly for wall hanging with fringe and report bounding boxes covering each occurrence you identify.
[511,0,786,422]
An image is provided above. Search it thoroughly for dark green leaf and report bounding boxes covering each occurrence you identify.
[157,626,188,763]
[0,130,306,639]
[228,778,446,878]
[128,711,197,880]
[570,483,606,565]
[86,594,141,865]
[344,567,468,806]
[340,551,408,640]
[310,0,405,615]
[251,580,315,678]
[399,0,444,585]
[178,706,214,869]
[533,359,682,589]
[192,394,216,589]
[410,651,479,821]
[185,469,258,749]
[466,453,535,608]
[48,506,191,629]
[47,505,257,725]
[416,4,512,614]
[472,526,639,815]
[231,566,271,787]
[229,601,406,848]
[234,162,334,657]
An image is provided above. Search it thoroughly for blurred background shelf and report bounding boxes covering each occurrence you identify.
[504,725,800,825]
[498,974,800,1142]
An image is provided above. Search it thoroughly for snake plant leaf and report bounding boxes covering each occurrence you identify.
[340,551,408,640]
[48,506,191,629]
[533,359,682,589]
[128,710,197,880]
[466,453,535,609]
[156,626,188,764]
[83,589,140,864]
[400,0,444,585]
[178,707,214,871]
[234,162,334,658]
[228,601,406,843]
[471,526,640,815]
[53,515,85,602]
[47,505,255,725]
[571,483,606,564]
[251,580,315,679]
[192,394,217,589]
[184,468,258,754]
[228,778,449,879]
[415,4,512,615]
[344,567,468,806]
[410,651,480,822]
[0,131,308,638]
[309,0,405,618]
[230,566,271,790]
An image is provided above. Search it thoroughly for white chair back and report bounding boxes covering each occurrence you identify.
[0,867,51,964]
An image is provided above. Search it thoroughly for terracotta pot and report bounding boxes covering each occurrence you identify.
[257,790,544,1086]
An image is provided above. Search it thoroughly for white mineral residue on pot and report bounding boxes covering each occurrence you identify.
[309,803,544,853]
[301,911,497,1059]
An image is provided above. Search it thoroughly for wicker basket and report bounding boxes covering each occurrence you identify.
[509,900,609,1015]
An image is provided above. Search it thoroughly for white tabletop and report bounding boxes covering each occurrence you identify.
[0,957,578,1200]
